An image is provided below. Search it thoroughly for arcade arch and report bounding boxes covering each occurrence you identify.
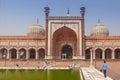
[38,48,45,59]
[114,48,120,59]
[105,48,112,59]
[19,48,26,59]
[85,49,90,59]
[0,48,7,59]
[10,48,17,59]
[29,48,36,59]
[95,48,102,59]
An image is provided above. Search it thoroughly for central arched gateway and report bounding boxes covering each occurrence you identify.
[61,44,73,59]
[52,26,77,59]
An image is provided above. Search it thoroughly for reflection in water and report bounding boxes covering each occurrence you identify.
[47,69,50,80]
[0,69,80,80]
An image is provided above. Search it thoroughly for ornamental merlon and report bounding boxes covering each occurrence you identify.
[48,16,82,20]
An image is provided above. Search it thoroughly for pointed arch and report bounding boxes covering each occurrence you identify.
[0,48,7,59]
[52,26,77,59]
[95,48,102,59]
[85,49,90,59]
[10,48,17,59]
[114,48,120,59]
[105,48,112,59]
[53,26,77,41]
[38,48,45,59]
[29,48,36,59]
[19,48,26,59]
[61,44,73,59]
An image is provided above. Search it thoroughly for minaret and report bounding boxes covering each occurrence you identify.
[80,6,86,57]
[44,5,50,59]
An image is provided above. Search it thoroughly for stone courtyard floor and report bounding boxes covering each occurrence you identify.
[81,67,112,80]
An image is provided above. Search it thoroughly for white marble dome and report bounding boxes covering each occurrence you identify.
[91,23,109,36]
[27,24,45,36]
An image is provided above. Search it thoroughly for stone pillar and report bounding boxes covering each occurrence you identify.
[17,50,19,59]
[36,49,38,59]
[112,50,115,59]
[102,50,105,60]
[90,49,94,67]
[93,50,95,59]
[9,50,11,60]
[26,50,29,59]
[7,50,10,59]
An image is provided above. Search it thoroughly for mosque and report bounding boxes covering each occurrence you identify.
[0,6,120,60]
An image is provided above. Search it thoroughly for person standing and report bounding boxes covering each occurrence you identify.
[102,60,109,78]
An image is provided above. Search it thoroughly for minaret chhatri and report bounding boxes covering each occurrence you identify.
[44,5,50,17]
[66,8,70,16]
[80,6,85,18]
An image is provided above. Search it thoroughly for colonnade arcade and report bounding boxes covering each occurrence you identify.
[85,48,120,59]
[0,48,45,59]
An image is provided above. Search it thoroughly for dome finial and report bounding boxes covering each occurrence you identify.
[37,18,39,24]
[98,19,100,24]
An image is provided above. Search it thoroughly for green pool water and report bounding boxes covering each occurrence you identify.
[0,69,80,80]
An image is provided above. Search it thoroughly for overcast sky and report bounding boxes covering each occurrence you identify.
[0,0,120,36]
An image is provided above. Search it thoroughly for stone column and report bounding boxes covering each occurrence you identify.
[102,50,105,60]
[7,50,10,59]
[36,49,38,59]
[93,50,95,59]
[17,50,19,59]
[9,50,11,60]
[26,50,29,59]
[90,48,94,67]
[112,50,115,59]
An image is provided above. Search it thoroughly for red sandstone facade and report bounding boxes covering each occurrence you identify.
[0,6,120,60]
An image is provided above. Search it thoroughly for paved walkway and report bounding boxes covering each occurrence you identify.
[0,66,70,70]
[81,67,113,80]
